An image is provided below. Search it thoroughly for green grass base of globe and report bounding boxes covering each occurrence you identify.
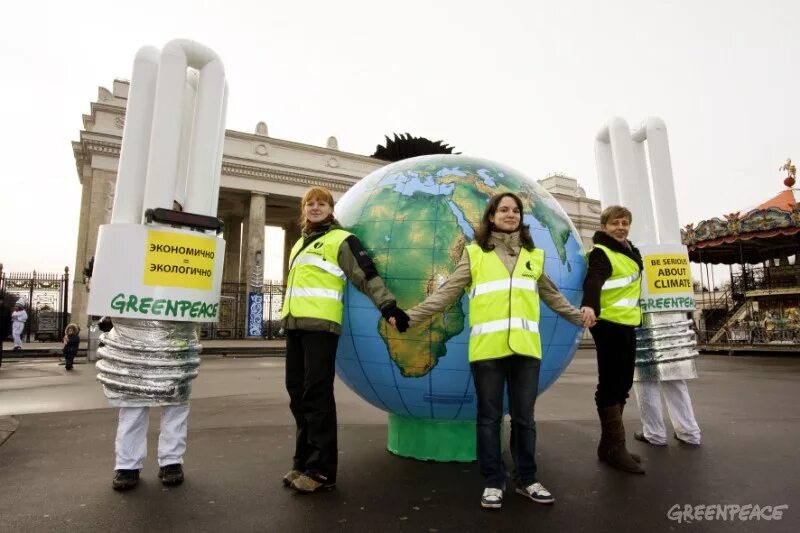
[387,414,477,462]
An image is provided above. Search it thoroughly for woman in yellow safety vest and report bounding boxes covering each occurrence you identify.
[579,205,645,474]
[400,192,591,510]
[281,186,410,493]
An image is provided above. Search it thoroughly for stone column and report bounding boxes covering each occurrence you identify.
[71,167,94,335]
[223,216,243,284]
[72,169,117,333]
[283,220,302,282]
[243,193,266,337]
[244,193,266,295]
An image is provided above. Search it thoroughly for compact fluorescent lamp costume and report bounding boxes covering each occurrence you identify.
[87,40,228,469]
[595,117,701,445]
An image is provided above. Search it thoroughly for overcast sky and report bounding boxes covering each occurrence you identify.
[1,0,798,281]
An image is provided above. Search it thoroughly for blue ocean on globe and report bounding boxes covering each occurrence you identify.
[334,154,586,421]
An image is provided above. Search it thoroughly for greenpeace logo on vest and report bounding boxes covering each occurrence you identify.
[314,242,323,249]
[521,260,537,278]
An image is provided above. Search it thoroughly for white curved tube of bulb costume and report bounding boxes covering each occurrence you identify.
[595,117,698,381]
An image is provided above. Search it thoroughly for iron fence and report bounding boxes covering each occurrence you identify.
[199,281,286,340]
[0,266,71,342]
[732,264,800,295]
[697,326,800,346]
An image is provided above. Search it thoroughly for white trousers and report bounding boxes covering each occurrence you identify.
[12,322,24,348]
[115,404,191,470]
[633,380,701,445]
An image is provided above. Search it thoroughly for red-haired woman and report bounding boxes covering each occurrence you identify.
[281,186,410,493]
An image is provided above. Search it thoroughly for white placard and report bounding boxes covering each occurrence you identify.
[637,243,695,313]
[87,224,226,322]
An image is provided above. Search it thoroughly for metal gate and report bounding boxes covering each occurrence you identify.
[199,281,286,340]
[0,266,71,342]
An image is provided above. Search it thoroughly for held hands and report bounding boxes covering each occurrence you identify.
[580,306,597,328]
[381,303,411,333]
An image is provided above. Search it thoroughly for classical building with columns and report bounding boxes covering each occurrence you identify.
[71,80,600,335]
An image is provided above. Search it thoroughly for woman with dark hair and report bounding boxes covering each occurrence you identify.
[402,192,591,510]
[281,186,410,493]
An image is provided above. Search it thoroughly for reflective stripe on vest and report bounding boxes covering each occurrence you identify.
[284,287,343,301]
[601,270,640,290]
[470,317,540,337]
[291,254,346,280]
[593,243,642,326]
[281,229,351,324]
[466,244,544,362]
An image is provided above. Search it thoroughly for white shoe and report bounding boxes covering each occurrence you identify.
[480,487,504,509]
[516,482,555,504]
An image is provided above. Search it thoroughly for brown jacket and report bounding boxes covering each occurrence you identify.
[282,221,396,335]
[407,231,584,327]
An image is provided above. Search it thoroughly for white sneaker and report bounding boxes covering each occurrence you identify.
[481,487,504,509]
[516,482,555,504]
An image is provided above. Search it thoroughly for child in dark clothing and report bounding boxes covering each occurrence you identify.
[63,323,80,371]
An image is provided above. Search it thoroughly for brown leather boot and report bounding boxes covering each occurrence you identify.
[597,405,645,474]
[619,403,641,463]
[597,405,641,462]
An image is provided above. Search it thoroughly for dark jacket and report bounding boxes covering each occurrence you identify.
[63,334,80,357]
[0,301,10,339]
[581,231,643,318]
[282,220,396,335]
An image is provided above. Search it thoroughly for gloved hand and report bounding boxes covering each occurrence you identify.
[381,303,411,333]
[98,317,114,333]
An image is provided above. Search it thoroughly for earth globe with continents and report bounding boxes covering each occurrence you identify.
[334,154,586,462]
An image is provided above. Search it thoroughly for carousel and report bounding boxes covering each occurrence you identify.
[681,160,800,352]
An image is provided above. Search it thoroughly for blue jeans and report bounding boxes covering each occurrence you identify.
[471,355,541,488]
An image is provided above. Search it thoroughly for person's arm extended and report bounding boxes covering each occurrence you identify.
[406,250,472,327]
[538,274,584,326]
[338,235,396,311]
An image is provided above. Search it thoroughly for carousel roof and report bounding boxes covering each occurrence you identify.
[755,188,800,211]
[681,179,800,265]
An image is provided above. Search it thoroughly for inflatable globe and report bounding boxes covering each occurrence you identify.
[334,154,586,460]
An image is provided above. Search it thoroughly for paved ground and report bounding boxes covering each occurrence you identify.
[0,349,798,532]
[0,338,286,359]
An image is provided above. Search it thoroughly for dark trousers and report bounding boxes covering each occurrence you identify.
[590,319,637,408]
[471,355,541,489]
[64,353,75,370]
[285,330,340,482]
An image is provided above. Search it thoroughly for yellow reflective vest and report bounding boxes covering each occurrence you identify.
[593,243,642,326]
[465,243,544,362]
[281,229,351,325]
